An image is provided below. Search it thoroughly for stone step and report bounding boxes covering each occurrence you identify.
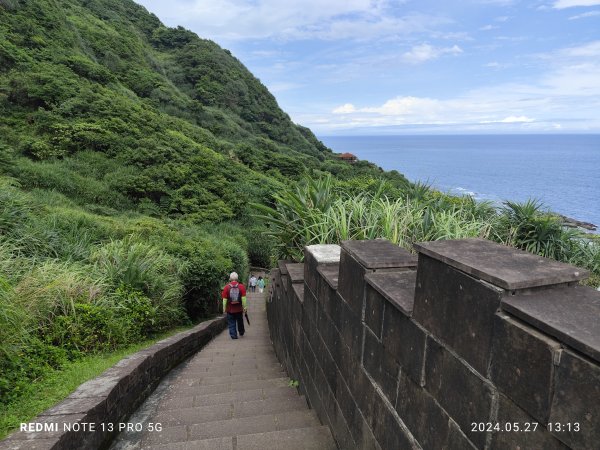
[153,395,309,426]
[163,377,291,397]
[140,410,321,446]
[143,426,337,450]
[158,386,301,410]
[175,363,284,377]
[236,426,337,450]
[175,369,286,386]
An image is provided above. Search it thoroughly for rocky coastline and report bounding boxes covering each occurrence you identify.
[559,215,598,231]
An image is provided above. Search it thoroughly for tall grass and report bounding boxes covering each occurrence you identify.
[255,176,493,259]
[255,175,599,288]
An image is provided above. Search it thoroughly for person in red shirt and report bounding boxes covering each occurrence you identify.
[221,272,247,339]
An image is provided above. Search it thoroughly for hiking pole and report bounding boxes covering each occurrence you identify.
[245,312,250,325]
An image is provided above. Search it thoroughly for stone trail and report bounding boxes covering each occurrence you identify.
[111,286,336,450]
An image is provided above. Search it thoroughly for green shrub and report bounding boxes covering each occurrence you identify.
[91,236,187,329]
[0,336,68,405]
[45,303,126,353]
[112,285,158,340]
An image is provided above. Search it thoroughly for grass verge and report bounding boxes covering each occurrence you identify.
[0,323,198,439]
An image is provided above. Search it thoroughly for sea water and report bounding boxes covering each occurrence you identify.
[320,134,600,228]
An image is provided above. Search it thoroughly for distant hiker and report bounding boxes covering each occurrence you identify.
[222,272,247,339]
[257,276,265,294]
[249,274,258,293]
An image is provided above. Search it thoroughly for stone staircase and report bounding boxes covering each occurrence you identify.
[111,289,336,450]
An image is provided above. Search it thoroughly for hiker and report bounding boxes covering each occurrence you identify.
[222,272,247,339]
[257,276,265,294]
[249,274,257,292]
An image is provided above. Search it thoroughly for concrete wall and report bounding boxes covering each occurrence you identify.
[267,238,600,449]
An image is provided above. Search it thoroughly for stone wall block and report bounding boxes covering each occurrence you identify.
[338,249,368,315]
[413,254,504,376]
[365,284,386,339]
[363,330,400,403]
[382,304,427,386]
[338,295,364,360]
[549,350,600,448]
[490,313,561,422]
[395,370,452,450]
[370,393,419,450]
[491,394,568,450]
[424,337,495,449]
[304,244,340,296]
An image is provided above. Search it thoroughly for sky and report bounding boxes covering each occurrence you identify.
[135,0,600,135]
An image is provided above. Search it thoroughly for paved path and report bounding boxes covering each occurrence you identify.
[111,286,336,450]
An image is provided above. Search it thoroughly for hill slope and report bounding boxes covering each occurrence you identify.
[0,0,407,222]
[0,0,410,421]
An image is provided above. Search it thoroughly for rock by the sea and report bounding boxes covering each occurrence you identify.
[559,215,597,231]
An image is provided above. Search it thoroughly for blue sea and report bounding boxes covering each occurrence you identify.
[319,134,600,229]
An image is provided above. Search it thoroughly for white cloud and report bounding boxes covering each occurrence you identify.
[401,43,463,64]
[568,10,600,18]
[557,40,600,57]
[553,0,600,8]
[307,47,600,131]
[499,115,534,123]
[135,0,447,42]
[479,24,499,31]
[332,103,357,114]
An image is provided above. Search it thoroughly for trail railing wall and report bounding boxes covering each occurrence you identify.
[267,238,600,449]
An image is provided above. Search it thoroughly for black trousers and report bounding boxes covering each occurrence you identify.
[227,312,245,338]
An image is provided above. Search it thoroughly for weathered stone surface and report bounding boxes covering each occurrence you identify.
[285,263,305,283]
[365,270,417,317]
[278,259,294,275]
[502,284,600,364]
[337,249,368,315]
[304,245,340,296]
[395,370,452,450]
[424,337,495,449]
[490,313,561,422]
[316,265,339,318]
[491,394,568,450]
[413,254,504,375]
[365,283,386,338]
[381,305,426,386]
[414,238,589,290]
[363,330,400,403]
[292,283,304,304]
[342,239,417,269]
[316,264,339,289]
[335,293,363,360]
[446,421,478,450]
[549,350,600,448]
[339,240,416,317]
[370,393,420,450]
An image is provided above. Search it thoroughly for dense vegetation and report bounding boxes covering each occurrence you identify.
[1,0,597,435]
[0,0,409,420]
[256,176,600,286]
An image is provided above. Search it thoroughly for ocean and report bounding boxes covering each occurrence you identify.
[319,134,600,229]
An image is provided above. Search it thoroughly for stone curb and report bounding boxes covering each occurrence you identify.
[0,315,227,450]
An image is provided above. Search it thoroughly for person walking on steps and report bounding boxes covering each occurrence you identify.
[249,274,257,292]
[222,272,247,339]
[257,276,265,294]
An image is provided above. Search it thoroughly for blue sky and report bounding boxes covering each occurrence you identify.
[135,0,600,135]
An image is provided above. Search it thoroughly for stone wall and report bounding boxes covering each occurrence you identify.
[0,316,226,450]
[267,238,600,449]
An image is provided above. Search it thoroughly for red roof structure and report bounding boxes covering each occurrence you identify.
[339,152,358,163]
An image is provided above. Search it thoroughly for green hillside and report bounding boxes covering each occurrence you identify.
[0,0,410,425]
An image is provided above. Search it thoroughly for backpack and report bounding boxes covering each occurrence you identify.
[228,282,241,305]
